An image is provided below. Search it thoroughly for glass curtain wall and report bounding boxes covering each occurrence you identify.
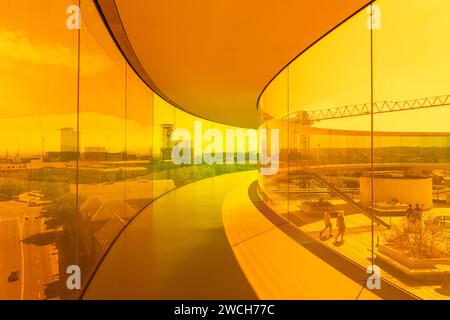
[0,0,256,300]
[0,0,79,301]
[258,1,450,299]
[372,0,450,298]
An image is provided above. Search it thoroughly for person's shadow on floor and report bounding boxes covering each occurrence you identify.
[333,240,345,246]
[319,234,333,242]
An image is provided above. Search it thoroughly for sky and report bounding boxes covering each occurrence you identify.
[0,0,449,156]
[264,0,450,134]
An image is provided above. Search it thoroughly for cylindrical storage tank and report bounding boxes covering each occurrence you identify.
[360,175,433,209]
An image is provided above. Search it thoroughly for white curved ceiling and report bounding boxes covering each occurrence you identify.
[98,0,371,128]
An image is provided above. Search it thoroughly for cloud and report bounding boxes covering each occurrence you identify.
[0,28,112,74]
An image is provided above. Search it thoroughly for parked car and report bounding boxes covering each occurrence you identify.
[8,271,19,282]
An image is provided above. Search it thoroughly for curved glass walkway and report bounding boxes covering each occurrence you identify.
[82,171,258,299]
[83,171,414,300]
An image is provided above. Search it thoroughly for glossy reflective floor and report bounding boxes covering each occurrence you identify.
[82,171,258,299]
[83,171,416,300]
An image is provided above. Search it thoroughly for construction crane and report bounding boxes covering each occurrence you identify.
[304,94,450,122]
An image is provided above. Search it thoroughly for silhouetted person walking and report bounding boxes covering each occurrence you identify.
[406,204,414,233]
[406,204,413,220]
[413,203,423,233]
[319,209,332,238]
[414,204,423,221]
[335,211,346,243]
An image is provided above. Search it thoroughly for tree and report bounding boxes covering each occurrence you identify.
[342,178,360,189]
[43,193,77,234]
[115,168,125,181]
[41,182,67,200]
[0,181,23,200]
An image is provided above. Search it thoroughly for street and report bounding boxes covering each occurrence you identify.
[0,201,58,300]
[0,217,21,300]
